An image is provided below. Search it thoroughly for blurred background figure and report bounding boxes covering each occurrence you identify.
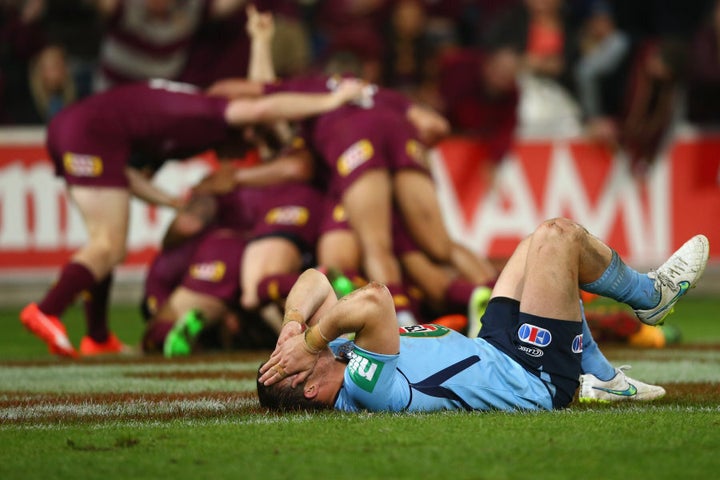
[91,0,248,92]
[686,0,720,126]
[0,0,47,124]
[438,46,520,166]
[27,44,78,122]
[484,0,582,137]
[573,0,632,147]
[619,37,688,174]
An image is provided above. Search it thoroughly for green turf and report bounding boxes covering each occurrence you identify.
[1,296,719,480]
[2,409,720,480]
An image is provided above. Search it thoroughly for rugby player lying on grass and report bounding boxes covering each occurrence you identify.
[257,217,708,411]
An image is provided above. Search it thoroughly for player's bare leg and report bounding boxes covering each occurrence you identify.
[393,169,452,263]
[316,229,362,275]
[69,186,131,279]
[240,237,303,311]
[493,218,611,320]
[20,186,131,357]
[342,169,401,284]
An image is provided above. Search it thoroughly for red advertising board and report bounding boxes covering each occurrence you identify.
[1,128,718,276]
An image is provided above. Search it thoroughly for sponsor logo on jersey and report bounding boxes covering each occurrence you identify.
[337,139,374,177]
[399,324,451,338]
[517,344,544,357]
[346,349,384,392]
[265,206,309,226]
[189,261,226,282]
[572,334,583,353]
[63,153,103,177]
[518,323,552,347]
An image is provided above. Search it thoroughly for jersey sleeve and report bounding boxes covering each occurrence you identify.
[335,344,410,412]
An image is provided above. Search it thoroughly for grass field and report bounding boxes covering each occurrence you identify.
[1,296,719,480]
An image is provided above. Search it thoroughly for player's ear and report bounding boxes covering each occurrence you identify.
[304,382,318,399]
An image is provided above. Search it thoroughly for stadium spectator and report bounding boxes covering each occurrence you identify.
[0,0,47,124]
[26,44,81,123]
[619,37,688,174]
[483,0,583,137]
[380,0,439,106]
[686,0,720,126]
[91,0,248,92]
[18,77,366,358]
[437,46,520,164]
[572,0,632,146]
[314,0,390,62]
[257,219,709,411]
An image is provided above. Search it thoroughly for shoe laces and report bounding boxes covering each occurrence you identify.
[654,270,682,292]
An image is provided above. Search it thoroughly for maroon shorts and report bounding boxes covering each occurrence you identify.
[241,183,323,251]
[315,109,430,196]
[180,229,246,304]
[47,120,131,188]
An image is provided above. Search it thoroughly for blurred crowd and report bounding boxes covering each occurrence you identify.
[2,0,720,171]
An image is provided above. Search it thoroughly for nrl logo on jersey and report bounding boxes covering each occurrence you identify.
[399,324,451,338]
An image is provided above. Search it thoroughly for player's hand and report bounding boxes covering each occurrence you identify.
[407,105,450,146]
[332,78,367,106]
[259,334,318,387]
[246,4,274,41]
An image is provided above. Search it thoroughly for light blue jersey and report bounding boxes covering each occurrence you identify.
[332,324,553,412]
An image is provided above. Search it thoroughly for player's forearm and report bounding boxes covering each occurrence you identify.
[125,167,179,208]
[305,282,400,355]
[244,92,347,122]
[234,154,313,186]
[248,33,275,82]
[283,269,335,327]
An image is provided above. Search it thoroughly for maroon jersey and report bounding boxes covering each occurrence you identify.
[47,80,230,187]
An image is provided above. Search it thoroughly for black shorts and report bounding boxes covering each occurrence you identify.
[479,297,582,408]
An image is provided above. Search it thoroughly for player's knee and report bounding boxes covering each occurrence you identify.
[534,217,583,245]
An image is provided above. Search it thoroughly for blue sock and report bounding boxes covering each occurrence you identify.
[580,301,616,381]
[581,250,660,310]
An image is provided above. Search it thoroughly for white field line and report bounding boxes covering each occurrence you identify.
[0,361,260,394]
[600,359,720,384]
[0,396,258,422]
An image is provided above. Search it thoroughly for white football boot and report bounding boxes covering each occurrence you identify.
[634,234,709,326]
[579,366,666,403]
